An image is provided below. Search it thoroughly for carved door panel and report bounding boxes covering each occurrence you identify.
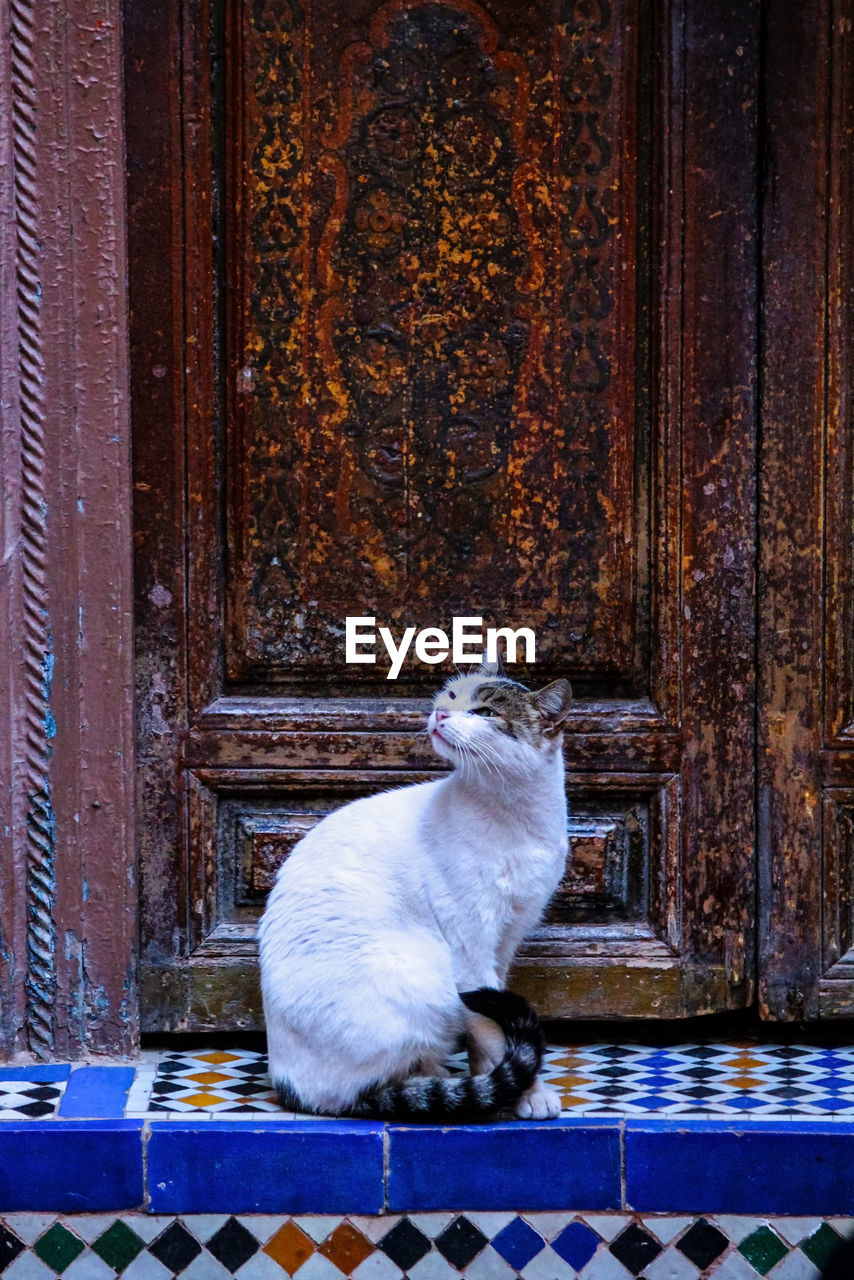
[127,0,759,1030]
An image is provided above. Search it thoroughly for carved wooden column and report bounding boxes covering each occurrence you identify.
[0,0,136,1057]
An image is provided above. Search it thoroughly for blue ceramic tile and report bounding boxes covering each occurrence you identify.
[551,1221,600,1270]
[58,1067,135,1118]
[625,1120,854,1215]
[0,1065,71,1082]
[147,1121,384,1214]
[387,1121,622,1211]
[491,1218,545,1268]
[0,1121,144,1211]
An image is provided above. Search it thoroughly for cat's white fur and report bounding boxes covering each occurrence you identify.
[259,663,570,1119]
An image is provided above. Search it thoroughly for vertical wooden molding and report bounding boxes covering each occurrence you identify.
[9,0,56,1058]
[0,0,137,1058]
[758,0,830,1019]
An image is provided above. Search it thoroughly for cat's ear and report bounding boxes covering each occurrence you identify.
[530,679,573,737]
[476,652,504,678]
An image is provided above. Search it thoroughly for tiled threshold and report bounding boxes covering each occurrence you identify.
[0,1042,853,1249]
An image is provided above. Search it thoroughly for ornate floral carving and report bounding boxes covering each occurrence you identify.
[232,0,638,678]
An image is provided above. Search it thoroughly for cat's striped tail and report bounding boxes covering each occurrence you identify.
[344,987,545,1122]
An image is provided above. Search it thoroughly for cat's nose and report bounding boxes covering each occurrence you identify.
[435,708,451,722]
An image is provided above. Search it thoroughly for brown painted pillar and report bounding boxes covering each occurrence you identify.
[0,0,137,1057]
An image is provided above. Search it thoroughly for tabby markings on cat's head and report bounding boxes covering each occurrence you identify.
[427,660,572,774]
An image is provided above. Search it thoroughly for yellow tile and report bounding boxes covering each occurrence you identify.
[265,1221,315,1273]
[722,1075,764,1090]
[180,1091,227,1107]
[186,1071,232,1085]
[194,1052,241,1064]
[721,1057,766,1071]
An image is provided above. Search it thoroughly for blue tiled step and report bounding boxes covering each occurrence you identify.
[1,1118,853,1216]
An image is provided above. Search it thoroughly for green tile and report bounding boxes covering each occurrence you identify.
[33,1223,85,1274]
[738,1225,788,1276]
[801,1222,844,1270]
[92,1221,146,1273]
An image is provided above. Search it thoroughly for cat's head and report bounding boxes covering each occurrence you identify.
[426,659,572,775]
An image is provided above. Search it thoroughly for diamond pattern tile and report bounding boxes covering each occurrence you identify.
[0,1083,65,1120]
[91,1221,146,1272]
[0,1215,850,1278]
[677,1219,729,1269]
[434,1218,488,1270]
[207,1218,260,1273]
[0,1228,24,1274]
[317,1223,375,1274]
[378,1220,432,1272]
[148,1222,203,1274]
[609,1223,662,1275]
[738,1225,789,1275]
[31,1225,84,1275]
[490,1221,544,1271]
[105,1038,854,1119]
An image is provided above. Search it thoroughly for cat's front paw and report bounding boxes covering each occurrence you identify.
[514,1081,562,1120]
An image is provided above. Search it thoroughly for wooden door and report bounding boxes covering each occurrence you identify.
[126,0,759,1031]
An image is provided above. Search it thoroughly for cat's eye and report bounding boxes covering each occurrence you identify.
[471,706,498,718]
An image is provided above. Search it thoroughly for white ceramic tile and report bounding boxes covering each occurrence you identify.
[708,1252,765,1280]
[235,1217,292,1246]
[767,1252,821,1280]
[408,1214,457,1238]
[4,1254,57,1280]
[348,1217,402,1245]
[1,1216,57,1245]
[454,1214,516,1240]
[581,1217,629,1244]
[179,1251,233,1280]
[120,1217,176,1245]
[291,1252,348,1280]
[642,1218,696,1246]
[713,1217,772,1245]
[183,1215,231,1243]
[520,1245,577,1279]
[462,1247,517,1280]
[352,1251,404,1280]
[519,1213,574,1242]
[120,1251,173,1280]
[579,1247,632,1279]
[293,1216,344,1244]
[64,1216,120,1245]
[773,1219,824,1247]
[62,1250,115,1280]
[407,1251,462,1280]
[235,1250,290,1280]
[640,1245,701,1280]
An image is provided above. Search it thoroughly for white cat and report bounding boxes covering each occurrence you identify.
[258,661,572,1121]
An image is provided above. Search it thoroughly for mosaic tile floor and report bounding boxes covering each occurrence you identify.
[116,1041,854,1122]
[3,1041,854,1122]
[0,1211,851,1279]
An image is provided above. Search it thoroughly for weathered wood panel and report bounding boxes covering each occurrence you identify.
[674,0,758,1001]
[227,0,643,686]
[759,0,854,1019]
